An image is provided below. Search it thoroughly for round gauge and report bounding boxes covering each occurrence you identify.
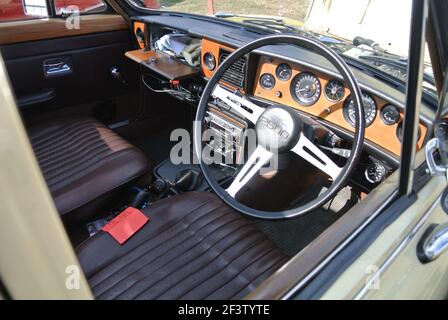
[260,73,276,90]
[365,163,387,184]
[324,79,345,102]
[203,52,216,71]
[396,122,422,142]
[381,104,400,125]
[343,93,377,127]
[275,63,292,81]
[290,72,322,106]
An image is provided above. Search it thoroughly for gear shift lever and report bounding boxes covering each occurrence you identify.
[174,169,203,192]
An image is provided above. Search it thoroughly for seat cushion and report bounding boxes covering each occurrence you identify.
[76,192,288,300]
[29,117,149,217]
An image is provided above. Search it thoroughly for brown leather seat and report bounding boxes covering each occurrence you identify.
[29,117,149,223]
[76,192,288,300]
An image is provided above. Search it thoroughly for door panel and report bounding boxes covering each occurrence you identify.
[0,16,139,122]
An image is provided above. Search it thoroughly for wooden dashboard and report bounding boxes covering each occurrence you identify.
[201,38,235,79]
[132,28,427,157]
[252,56,427,156]
[199,38,426,156]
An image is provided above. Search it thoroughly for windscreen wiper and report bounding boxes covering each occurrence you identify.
[358,54,435,86]
[214,12,310,36]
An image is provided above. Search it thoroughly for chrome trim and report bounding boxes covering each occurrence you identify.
[419,222,448,262]
[353,194,442,300]
[425,138,447,176]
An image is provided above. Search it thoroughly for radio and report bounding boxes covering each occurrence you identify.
[204,105,248,165]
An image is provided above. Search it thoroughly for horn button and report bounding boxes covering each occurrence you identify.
[255,106,302,153]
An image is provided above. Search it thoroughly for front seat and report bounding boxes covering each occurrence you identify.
[76,192,288,300]
[28,117,149,224]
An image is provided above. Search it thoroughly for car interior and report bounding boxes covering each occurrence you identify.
[0,1,438,300]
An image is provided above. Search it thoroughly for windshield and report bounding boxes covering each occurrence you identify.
[129,0,436,95]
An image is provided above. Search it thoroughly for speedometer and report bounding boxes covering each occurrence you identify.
[343,93,377,127]
[290,72,321,106]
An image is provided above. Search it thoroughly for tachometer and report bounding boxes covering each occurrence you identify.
[276,63,292,81]
[324,79,345,102]
[290,72,322,106]
[343,93,377,127]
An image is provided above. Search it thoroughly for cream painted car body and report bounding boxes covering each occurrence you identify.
[323,173,448,299]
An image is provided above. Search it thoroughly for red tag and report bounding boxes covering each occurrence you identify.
[102,207,149,244]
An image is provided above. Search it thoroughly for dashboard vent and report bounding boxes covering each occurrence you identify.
[219,51,246,89]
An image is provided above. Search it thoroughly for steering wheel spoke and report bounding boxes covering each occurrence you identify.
[291,133,342,180]
[212,84,264,124]
[226,145,273,197]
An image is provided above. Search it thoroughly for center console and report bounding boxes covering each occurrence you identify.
[204,104,248,165]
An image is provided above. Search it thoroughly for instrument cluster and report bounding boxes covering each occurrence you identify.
[254,60,405,128]
[252,55,426,156]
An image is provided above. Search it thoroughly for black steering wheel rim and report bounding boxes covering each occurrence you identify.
[194,34,365,220]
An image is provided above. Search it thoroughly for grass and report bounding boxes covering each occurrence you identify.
[157,0,311,22]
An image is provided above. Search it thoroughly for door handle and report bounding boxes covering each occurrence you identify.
[43,58,72,77]
[417,223,448,263]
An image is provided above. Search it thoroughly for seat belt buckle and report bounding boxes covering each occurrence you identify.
[102,207,149,244]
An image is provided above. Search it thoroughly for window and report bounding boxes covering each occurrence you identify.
[0,0,107,22]
[128,0,312,21]
[54,0,107,16]
[0,0,48,22]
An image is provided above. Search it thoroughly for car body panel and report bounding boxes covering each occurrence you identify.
[0,0,446,300]
[322,172,448,299]
[0,55,92,299]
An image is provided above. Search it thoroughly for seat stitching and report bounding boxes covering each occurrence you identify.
[30,120,91,146]
[118,216,254,300]
[208,248,283,299]
[40,140,110,173]
[35,127,126,160]
[46,148,136,190]
[179,241,277,299]
[94,207,241,297]
[38,132,121,172]
[155,231,268,300]
[88,198,221,284]
[76,197,213,255]
[33,123,99,156]
[228,255,290,299]
[35,129,119,164]
[89,200,220,281]
[32,121,97,152]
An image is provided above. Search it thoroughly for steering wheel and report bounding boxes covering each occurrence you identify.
[194,35,365,219]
